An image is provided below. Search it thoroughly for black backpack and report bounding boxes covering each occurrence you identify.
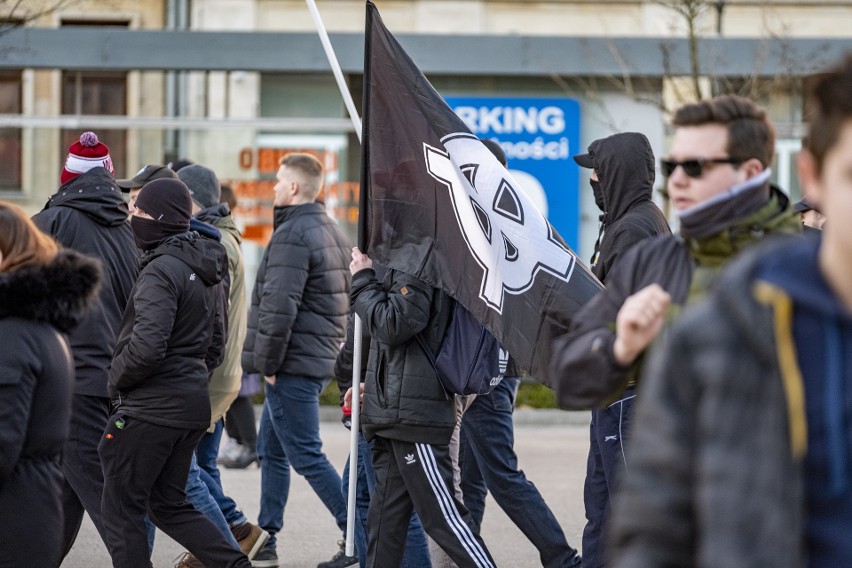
[415,301,508,396]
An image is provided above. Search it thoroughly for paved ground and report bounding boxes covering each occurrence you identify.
[61,409,591,568]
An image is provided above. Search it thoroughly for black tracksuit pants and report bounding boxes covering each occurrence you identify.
[98,414,251,568]
[367,436,495,568]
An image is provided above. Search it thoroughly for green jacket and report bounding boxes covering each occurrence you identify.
[197,205,247,429]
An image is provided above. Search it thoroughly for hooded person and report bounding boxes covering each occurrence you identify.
[569,132,671,568]
[32,131,139,558]
[99,178,251,568]
[175,165,268,562]
[574,132,672,282]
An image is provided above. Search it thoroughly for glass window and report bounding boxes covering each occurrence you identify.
[61,71,127,176]
[0,70,22,189]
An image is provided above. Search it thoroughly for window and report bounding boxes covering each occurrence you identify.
[0,71,22,189]
[60,20,129,176]
[61,71,128,173]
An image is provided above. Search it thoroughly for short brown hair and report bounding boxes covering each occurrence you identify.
[805,54,852,174]
[672,95,776,168]
[280,153,324,200]
[0,201,59,272]
[219,184,238,210]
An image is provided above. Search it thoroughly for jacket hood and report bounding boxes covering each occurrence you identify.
[146,232,227,286]
[587,132,656,222]
[194,203,230,227]
[0,249,102,333]
[712,234,827,360]
[45,168,129,227]
[196,203,242,244]
[189,217,222,242]
[754,234,851,321]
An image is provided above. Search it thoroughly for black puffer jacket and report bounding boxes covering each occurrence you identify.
[351,267,456,446]
[0,251,100,566]
[109,232,227,429]
[242,202,350,379]
[584,132,671,282]
[32,168,139,398]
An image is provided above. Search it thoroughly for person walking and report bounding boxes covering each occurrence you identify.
[551,95,800,564]
[31,131,139,558]
[99,178,251,568]
[348,248,496,568]
[569,132,670,568]
[609,55,852,568]
[0,202,101,568]
[459,139,585,568]
[242,153,352,568]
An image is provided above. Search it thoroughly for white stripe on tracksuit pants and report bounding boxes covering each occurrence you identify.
[366,436,495,568]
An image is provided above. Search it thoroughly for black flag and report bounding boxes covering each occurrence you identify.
[359,1,603,386]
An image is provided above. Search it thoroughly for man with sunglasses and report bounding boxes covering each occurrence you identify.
[550,95,799,563]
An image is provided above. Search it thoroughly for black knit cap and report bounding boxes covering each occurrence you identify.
[134,178,192,230]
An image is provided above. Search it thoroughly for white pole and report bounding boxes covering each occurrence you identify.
[305,0,362,139]
[303,0,363,557]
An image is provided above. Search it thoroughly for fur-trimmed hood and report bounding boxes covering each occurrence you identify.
[0,249,102,333]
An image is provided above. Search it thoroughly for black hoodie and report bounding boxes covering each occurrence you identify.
[109,232,228,429]
[585,133,671,282]
[32,168,139,397]
[0,250,100,565]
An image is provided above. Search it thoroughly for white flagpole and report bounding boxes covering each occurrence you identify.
[303,0,363,558]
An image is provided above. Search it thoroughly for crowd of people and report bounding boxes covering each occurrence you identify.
[1,53,850,568]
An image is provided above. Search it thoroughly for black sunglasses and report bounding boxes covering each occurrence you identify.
[660,157,744,178]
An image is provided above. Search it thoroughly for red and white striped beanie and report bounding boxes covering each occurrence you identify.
[61,131,114,184]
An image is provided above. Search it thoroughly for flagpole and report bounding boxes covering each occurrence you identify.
[303,0,362,558]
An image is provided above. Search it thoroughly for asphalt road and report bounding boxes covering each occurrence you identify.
[61,409,591,568]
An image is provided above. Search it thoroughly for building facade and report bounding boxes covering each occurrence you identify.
[3,0,851,263]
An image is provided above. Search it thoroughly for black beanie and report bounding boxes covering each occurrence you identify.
[134,178,192,231]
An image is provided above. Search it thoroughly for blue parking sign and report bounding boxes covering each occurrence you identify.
[446,97,581,250]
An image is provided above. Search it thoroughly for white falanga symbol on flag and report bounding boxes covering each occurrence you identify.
[424,132,577,313]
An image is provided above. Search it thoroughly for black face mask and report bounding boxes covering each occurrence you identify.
[130,215,182,250]
[590,179,606,212]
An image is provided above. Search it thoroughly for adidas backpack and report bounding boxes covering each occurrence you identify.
[415,300,508,396]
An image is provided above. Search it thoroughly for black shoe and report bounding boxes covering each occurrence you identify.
[251,546,279,568]
[316,539,358,568]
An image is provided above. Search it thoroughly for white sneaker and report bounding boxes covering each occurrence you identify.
[217,437,243,464]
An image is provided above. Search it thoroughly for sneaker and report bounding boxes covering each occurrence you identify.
[222,445,258,469]
[231,522,270,560]
[217,438,243,465]
[316,539,358,568]
[173,552,205,568]
[251,546,279,568]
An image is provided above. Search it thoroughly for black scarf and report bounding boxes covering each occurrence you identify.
[130,216,186,251]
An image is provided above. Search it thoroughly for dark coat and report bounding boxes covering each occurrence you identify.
[109,232,227,430]
[585,132,671,282]
[551,186,799,409]
[242,202,350,379]
[0,250,100,567]
[32,168,139,398]
[351,267,457,446]
[609,237,813,568]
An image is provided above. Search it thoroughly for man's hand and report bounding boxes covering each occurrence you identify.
[264,375,276,386]
[612,284,671,367]
[342,384,365,411]
[350,247,373,276]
